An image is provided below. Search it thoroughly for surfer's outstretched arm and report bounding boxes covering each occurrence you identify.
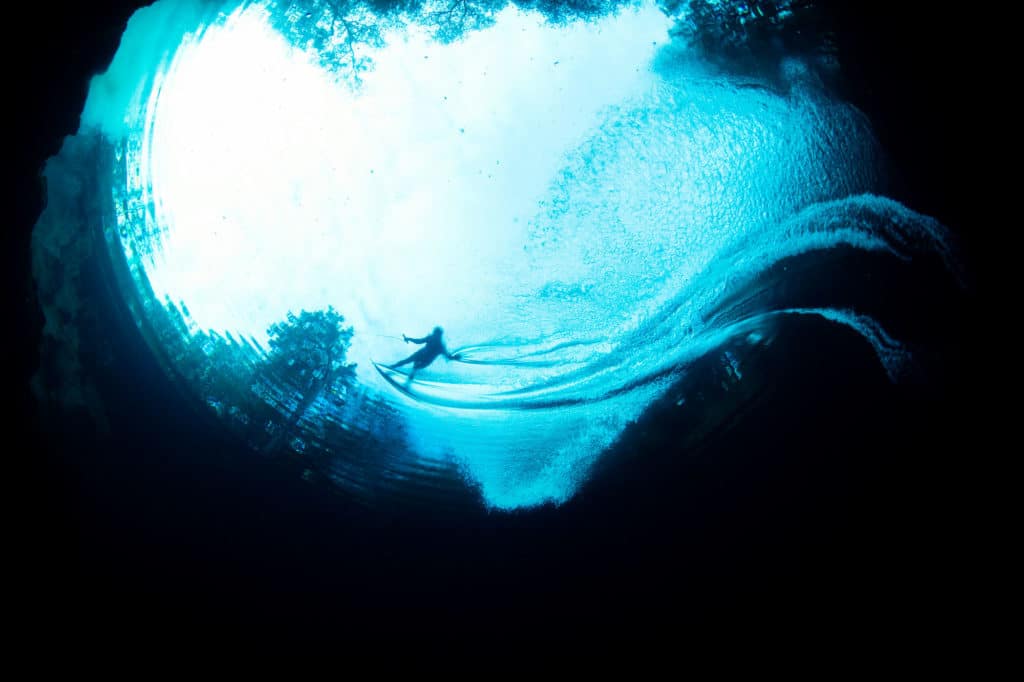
[404,334,428,344]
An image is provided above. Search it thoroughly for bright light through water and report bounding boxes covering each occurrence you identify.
[147,3,674,364]
[88,0,960,509]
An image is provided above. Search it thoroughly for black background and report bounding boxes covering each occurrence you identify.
[10,0,988,644]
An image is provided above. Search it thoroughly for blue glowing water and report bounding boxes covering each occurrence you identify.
[79,0,962,509]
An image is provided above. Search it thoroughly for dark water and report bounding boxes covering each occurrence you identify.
[13,0,985,640]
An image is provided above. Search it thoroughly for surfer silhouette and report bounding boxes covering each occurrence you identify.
[389,326,460,383]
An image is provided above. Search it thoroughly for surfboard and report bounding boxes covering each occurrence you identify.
[373,361,415,397]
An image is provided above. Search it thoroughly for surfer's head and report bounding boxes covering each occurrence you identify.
[433,326,443,337]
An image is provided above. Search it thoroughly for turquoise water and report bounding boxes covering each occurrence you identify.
[49,0,961,509]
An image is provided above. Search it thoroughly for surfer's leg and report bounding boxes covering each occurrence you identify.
[391,354,416,369]
[406,357,431,384]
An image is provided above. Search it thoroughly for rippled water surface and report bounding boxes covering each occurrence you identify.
[36,0,963,509]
